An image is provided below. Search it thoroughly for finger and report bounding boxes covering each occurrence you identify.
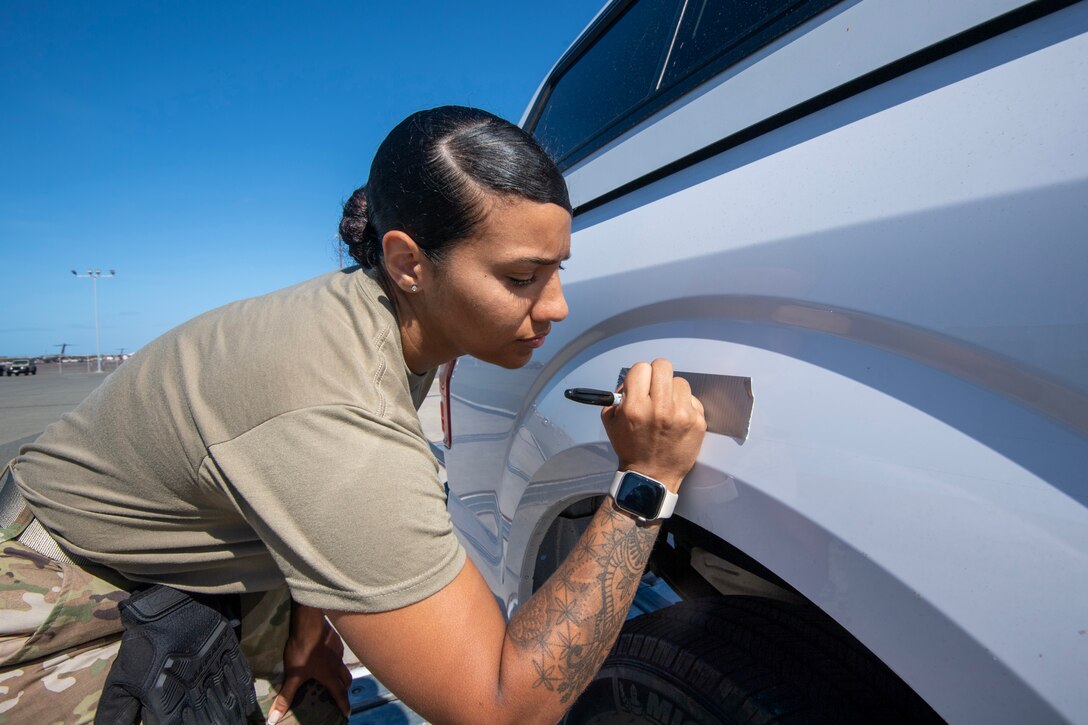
[268,674,303,725]
[622,362,652,405]
[320,665,352,716]
[649,358,675,410]
[330,654,351,685]
[671,375,693,404]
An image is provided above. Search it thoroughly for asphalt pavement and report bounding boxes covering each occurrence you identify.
[0,365,111,464]
[1,363,438,724]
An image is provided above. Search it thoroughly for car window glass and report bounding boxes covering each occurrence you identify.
[533,0,681,163]
[530,0,840,172]
[660,0,832,87]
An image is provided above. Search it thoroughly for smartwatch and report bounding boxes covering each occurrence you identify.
[609,470,678,523]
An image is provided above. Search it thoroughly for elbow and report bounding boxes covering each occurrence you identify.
[488,687,565,725]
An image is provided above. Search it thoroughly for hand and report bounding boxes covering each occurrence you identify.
[267,603,351,724]
[602,358,706,491]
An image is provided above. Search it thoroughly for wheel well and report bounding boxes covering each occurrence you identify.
[531,496,800,603]
[530,496,938,717]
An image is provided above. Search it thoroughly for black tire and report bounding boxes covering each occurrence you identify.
[561,597,944,725]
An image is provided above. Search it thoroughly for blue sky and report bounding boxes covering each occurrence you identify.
[1,1,601,357]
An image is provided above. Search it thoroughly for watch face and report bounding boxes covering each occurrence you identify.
[614,472,665,520]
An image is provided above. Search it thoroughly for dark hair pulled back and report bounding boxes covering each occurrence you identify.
[338,106,571,274]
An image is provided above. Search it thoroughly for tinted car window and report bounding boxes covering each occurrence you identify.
[531,0,839,171]
[661,0,835,87]
[533,0,681,163]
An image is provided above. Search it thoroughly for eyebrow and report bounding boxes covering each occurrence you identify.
[508,254,571,266]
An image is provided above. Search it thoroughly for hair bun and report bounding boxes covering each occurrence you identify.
[339,185,379,268]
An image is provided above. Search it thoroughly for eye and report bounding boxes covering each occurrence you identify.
[507,264,564,288]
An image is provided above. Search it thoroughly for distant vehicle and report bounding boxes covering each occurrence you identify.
[442,0,1088,723]
[7,359,37,376]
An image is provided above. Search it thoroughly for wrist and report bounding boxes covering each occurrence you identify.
[604,495,663,528]
[616,462,683,493]
[609,470,679,522]
[290,602,327,635]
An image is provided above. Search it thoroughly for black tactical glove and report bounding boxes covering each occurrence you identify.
[94,584,261,725]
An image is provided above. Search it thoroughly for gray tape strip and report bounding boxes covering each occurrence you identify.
[618,368,754,440]
[0,465,25,528]
[19,519,77,565]
[2,464,90,566]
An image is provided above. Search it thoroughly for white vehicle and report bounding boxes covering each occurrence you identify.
[442,1,1088,722]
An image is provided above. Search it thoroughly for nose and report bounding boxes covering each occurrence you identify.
[532,269,568,323]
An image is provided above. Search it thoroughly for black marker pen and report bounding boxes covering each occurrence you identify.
[564,388,623,407]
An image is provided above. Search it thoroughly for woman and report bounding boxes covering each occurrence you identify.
[1,106,705,724]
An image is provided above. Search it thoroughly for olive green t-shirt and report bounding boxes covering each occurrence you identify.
[12,269,465,613]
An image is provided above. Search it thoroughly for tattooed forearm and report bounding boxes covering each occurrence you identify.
[506,497,659,705]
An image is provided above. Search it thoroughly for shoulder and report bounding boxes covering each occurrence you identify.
[126,269,412,442]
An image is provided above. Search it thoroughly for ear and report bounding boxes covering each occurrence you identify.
[381,230,425,294]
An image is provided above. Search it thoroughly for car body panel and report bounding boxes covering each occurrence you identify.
[447,1,1088,722]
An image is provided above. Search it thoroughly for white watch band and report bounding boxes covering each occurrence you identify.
[609,470,679,521]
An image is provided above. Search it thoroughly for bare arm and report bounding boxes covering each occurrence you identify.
[329,501,657,724]
[503,495,659,706]
[328,359,705,724]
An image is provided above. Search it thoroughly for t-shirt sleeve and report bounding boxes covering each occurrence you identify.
[207,404,466,612]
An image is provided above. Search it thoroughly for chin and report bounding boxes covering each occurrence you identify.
[496,354,533,370]
[478,348,534,370]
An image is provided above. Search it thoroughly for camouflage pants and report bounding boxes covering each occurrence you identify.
[0,530,346,723]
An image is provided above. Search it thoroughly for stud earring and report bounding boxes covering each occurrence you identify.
[410,284,418,293]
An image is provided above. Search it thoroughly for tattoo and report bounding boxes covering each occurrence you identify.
[507,499,658,704]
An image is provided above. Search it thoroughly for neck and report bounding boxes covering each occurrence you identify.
[385,283,453,375]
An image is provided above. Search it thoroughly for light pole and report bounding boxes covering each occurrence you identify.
[71,268,116,373]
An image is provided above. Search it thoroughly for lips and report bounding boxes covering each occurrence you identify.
[521,334,547,349]
[518,325,551,349]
